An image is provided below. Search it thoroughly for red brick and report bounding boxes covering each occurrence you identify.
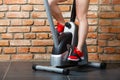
[108,40,120,46]
[109,27,120,33]
[87,46,97,53]
[4,0,26,4]
[0,55,10,61]
[88,53,99,61]
[32,12,47,18]
[24,33,35,39]
[7,12,29,18]
[34,54,50,60]
[114,5,120,11]
[11,19,22,26]
[0,5,8,11]
[88,26,98,32]
[0,20,10,26]
[32,40,53,46]
[45,19,57,26]
[4,47,16,54]
[99,12,119,18]
[21,5,33,11]
[86,39,97,45]
[1,33,13,39]
[99,27,109,33]
[98,40,107,47]
[36,33,49,39]
[112,20,120,26]
[99,5,113,11]
[8,27,30,33]
[99,54,120,61]
[28,0,44,4]
[117,34,120,40]
[110,27,120,33]
[11,54,33,61]
[47,47,53,53]
[30,47,45,53]
[0,13,4,18]
[32,26,50,32]
[0,48,2,53]
[87,32,97,38]
[14,33,24,39]
[87,12,98,18]
[59,5,70,11]
[112,0,120,4]
[98,46,104,53]
[100,27,120,33]
[0,27,6,33]
[98,34,115,40]
[62,12,71,18]
[90,0,98,4]
[0,40,9,46]
[99,19,111,26]
[34,19,45,26]
[104,47,116,54]
[17,47,29,53]
[116,48,120,54]
[0,0,2,4]
[48,33,53,39]
[9,5,20,11]
[99,0,111,4]
[34,5,45,11]
[22,19,34,26]
[89,5,98,11]
[10,40,31,46]
[62,0,72,4]
[88,19,98,25]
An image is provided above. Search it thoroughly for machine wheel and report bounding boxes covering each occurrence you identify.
[32,64,37,71]
[100,63,107,69]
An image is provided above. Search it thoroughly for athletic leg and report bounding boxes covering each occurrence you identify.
[76,0,90,51]
[68,0,90,61]
[48,0,67,25]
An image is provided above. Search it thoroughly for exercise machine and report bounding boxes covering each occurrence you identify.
[32,0,106,75]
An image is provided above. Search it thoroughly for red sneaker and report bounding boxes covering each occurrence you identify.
[56,22,64,33]
[68,47,84,61]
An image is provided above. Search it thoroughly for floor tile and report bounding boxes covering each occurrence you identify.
[0,62,10,80]
[69,63,120,80]
[4,62,68,80]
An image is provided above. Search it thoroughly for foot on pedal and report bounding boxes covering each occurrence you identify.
[68,47,84,61]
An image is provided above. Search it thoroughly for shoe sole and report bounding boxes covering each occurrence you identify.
[68,58,79,61]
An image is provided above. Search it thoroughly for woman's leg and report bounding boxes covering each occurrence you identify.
[76,0,90,51]
[48,0,67,25]
[68,0,89,61]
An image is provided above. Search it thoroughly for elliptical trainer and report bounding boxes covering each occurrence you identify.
[32,0,106,75]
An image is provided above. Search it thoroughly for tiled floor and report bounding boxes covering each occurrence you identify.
[0,61,120,80]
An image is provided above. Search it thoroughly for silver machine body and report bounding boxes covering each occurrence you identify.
[50,22,88,67]
[51,22,78,67]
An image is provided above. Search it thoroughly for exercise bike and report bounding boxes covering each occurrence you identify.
[32,0,106,75]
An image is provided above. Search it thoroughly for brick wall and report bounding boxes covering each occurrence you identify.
[0,0,120,62]
[98,0,120,62]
